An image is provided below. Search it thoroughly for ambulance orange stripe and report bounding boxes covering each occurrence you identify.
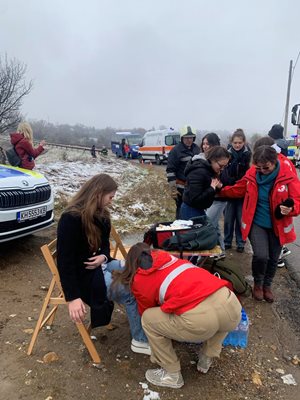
[139,146,174,152]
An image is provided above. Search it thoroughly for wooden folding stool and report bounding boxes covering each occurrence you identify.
[27,238,101,364]
[110,225,130,259]
[27,227,130,364]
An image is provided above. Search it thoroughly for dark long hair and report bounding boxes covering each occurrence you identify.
[65,174,118,252]
[111,243,152,289]
[200,132,220,152]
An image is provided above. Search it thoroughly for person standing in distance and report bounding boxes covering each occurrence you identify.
[166,126,200,218]
[268,124,289,157]
[90,144,97,158]
[10,122,45,170]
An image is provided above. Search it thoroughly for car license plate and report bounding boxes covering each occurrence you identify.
[17,206,47,221]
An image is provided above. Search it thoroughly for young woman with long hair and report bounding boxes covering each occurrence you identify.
[10,122,45,170]
[184,137,229,259]
[180,146,230,220]
[57,173,150,355]
[223,129,251,253]
[112,243,241,389]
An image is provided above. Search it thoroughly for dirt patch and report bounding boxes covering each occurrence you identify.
[1,225,300,400]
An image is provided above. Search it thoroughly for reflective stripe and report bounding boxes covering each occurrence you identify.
[180,156,192,162]
[283,223,293,233]
[0,165,43,178]
[241,221,246,229]
[158,255,178,270]
[166,172,176,178]
[159,263,196,304]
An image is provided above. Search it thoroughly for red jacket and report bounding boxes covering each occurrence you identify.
[278,153,297,175]
[131,250,230,315]
[219,160,300,245]
[10,132,44,170]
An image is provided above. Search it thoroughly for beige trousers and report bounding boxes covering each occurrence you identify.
[141,287,241,373]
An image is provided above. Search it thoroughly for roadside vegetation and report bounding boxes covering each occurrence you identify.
[35,147,175,234]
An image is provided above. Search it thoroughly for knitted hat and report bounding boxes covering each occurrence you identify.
[268,124,284,140]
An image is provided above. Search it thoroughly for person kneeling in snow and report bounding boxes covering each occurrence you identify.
[112,243,241,389]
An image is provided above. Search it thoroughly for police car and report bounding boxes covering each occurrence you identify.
[0,164,54,242]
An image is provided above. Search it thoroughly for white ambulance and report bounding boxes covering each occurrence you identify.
[138,128,180,165]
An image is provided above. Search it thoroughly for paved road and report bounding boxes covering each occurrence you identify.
[286,195,300,287]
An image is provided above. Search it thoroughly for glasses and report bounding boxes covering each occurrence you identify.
[215,161,228,170]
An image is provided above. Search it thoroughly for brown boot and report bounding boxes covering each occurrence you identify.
[253,284,263,301]
[263,287,274,303]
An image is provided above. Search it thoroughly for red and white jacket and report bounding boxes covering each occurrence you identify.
[219,160,300,245]
[131,250,230,316]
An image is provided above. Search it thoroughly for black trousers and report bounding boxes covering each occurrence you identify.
[249,223,282,287]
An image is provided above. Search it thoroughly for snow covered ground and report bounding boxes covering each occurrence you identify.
[36,147,174,233]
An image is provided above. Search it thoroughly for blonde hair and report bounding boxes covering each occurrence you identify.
[17,122,33,144]
[65,174,118,252]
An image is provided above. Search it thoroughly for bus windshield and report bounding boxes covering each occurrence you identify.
[127,135,142,145]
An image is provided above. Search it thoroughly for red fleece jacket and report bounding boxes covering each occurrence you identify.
[10,132,44,170]
[131,250,230,315]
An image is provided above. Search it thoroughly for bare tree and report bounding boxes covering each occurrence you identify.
[0,54,33,133]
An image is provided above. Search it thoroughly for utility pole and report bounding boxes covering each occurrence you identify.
[283,59,293,138]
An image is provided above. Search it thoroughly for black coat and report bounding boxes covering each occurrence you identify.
[221,145,251,186]
[166,142,200,185]
[183,155,217,210]
[57,212,114,327]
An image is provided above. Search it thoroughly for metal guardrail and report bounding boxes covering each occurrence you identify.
[33,141,108,153]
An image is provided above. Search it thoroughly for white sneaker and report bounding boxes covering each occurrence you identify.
[145,368,184,389]
[197,352,212,373]
[281,246,291,259]
[131,339,151,355]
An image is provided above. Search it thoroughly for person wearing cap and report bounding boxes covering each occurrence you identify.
[166,126,200,218]
[268,124,289,157]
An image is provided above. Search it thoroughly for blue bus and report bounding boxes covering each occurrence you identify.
[111,132,143,159]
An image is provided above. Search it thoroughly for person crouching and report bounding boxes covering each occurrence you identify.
[112,243,241,389]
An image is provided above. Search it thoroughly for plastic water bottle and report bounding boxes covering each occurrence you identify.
[223,308,249,348]
[222,325,239,347]
[238,308,249,348]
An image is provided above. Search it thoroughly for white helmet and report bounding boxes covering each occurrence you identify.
[180,125,196,142]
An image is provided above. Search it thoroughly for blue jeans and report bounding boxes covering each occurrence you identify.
[224,199,245,248]
[206,200,227,252]
[180,202,206,219]
[103,260,148,343]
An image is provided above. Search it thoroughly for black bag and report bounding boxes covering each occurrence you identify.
[5,146,22,167]
[202,258,252,296]
[144,216,218,252]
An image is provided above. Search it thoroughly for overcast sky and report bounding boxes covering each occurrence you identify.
[1,0,300,134]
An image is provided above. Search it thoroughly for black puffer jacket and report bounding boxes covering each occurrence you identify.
[166,142,200,186]
[221,145,251,186]
[183,154,217,210]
